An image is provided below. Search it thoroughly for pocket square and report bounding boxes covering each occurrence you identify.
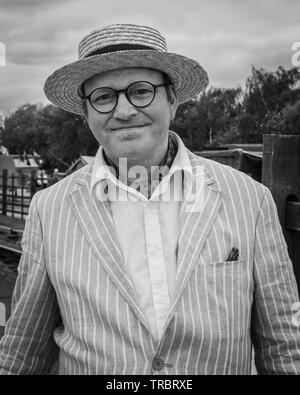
[226,247,239,261]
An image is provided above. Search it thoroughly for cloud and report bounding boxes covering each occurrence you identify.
[0,0,72,11]
[0,0,299,113]
[0,62,52,112]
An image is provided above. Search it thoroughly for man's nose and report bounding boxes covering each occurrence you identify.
[113,92,138,120]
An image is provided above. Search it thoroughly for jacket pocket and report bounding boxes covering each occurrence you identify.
[199,259,245,277]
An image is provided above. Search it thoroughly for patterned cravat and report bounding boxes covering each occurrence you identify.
[103,133,178,187]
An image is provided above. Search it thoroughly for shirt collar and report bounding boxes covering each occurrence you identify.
[168,131,193,179]
[90,131,193,197]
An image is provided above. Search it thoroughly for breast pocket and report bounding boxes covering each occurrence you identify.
[198,259,250,300]
[196,259,253,345]
[201,259,245,277]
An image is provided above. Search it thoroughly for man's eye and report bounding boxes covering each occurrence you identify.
[138,89,151,94]
[94,93,115,103]
[131,88,152,96]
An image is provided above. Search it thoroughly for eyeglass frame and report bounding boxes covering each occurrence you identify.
[80,81,171,114]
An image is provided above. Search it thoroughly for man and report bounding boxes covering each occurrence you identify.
[0,24,299,375]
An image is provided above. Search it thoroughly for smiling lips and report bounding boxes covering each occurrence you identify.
[110,125,148,131]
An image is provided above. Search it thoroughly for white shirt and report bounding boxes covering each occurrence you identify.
[91,132,193,340]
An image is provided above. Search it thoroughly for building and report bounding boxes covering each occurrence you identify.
[66,156,94,175]
[195,148,262,182]
[0,154,39,186]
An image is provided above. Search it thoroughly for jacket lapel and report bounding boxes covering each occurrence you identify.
[69,169,152,333]
[163,159,223,332]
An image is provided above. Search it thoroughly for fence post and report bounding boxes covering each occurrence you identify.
[11,173,15,217]
[30,170,36,198]
[21,173,25,221]
[262,134,300,292]
[2,169,7,216]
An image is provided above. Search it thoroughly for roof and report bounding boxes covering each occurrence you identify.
[66,156,95,174]
[0,155,39,173]
[195,148,262,181]
[12,157,39,168]
[221,144,263,152]
[80,156,95,165]
[195,148,262,160]
[203,144,263,152]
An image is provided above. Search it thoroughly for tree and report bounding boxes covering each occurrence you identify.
[3,103,42,153]
[241,66,300,140]
[237,113,256,142]
[171,100,208,150]
[171,87,243,150]
[280,100,300,135]
[2,104,98,171]
[40,106,97,170]
[199,87,242,146]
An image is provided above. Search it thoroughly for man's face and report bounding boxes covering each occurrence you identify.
[84,68,177,164]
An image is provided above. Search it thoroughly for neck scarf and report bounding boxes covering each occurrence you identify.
[103,133,178,181]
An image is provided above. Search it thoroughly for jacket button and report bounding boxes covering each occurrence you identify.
[152,358,164,371]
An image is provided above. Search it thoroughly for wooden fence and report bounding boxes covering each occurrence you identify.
[0,169,46,221]
[262,134,300,293]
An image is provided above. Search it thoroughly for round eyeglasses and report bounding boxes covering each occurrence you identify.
[82,81,169,114]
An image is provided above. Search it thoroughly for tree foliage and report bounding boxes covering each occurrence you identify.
[2,66,300,171]
[171,87,243,150]
[3,104,98,170]
[280,100,300,135]
[242,66,300,138]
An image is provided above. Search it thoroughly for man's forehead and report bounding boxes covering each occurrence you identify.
[84,67,164,90]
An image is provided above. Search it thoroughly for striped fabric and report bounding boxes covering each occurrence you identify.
[0,150,299,375]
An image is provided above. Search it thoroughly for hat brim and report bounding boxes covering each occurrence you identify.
[44,50,209,115]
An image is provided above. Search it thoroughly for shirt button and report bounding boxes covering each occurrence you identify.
[152,357,165,371]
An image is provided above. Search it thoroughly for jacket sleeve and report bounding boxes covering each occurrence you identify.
[0,193,61,375]
[252,187,300,375]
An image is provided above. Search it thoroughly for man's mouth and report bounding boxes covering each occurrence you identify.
[110,125,148,131]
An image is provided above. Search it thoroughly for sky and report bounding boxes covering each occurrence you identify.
[0,0,299,115]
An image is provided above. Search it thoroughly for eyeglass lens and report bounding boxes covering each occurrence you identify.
[90,81,156,113]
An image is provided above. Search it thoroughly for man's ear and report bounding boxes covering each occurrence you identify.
[78,83,89,121]
[81,100,88,121]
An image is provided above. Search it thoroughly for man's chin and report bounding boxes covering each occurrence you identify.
[116,143,150,162]
[115,133,147,151]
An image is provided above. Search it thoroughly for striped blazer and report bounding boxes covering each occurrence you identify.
[0,151,299,375]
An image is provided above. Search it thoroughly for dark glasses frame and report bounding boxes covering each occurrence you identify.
[80,81,170,114]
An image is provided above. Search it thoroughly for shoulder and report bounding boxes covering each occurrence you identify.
[31,164,93,210]
[188,150,268,208]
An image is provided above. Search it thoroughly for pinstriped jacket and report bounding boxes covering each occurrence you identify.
[0,150,299,375]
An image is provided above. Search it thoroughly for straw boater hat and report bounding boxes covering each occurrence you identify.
[44,24,209,116]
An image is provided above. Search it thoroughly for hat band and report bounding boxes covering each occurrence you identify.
[85,44,156,58]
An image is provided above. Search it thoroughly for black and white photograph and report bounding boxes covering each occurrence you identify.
[0,0,299,377]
